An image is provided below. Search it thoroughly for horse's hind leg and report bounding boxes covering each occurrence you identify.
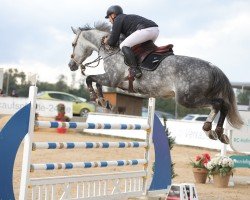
[202,98,229,144]
[202,99,223,140]
[215,102,230,144]
[176,92,223,141]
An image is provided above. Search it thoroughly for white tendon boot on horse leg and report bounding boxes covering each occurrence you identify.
[202,108,218,140]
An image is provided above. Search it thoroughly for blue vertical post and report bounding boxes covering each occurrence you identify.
[149,114,172,191]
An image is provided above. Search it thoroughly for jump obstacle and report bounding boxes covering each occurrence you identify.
[0,86,171,200]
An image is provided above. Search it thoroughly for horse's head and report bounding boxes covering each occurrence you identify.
[68,23,111,72]
[68,27,96,71]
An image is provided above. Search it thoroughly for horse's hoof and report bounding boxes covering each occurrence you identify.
[204,130,218,140]
[202,122,212,132]
[218,134,230,144]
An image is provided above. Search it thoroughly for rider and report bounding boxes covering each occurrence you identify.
[104,5,159,79]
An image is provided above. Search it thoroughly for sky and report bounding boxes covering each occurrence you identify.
[0,0,250,87]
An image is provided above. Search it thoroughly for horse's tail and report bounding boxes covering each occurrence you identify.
[225,81,244,128]
[210,66,244,129]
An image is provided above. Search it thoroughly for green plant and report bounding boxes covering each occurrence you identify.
[206,155,234,177]
[190,153,211,169]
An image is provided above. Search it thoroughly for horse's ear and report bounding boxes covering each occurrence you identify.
[71,26,77,34]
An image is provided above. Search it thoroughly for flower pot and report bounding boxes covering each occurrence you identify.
[193,168,208,184]
[213,172,232,188]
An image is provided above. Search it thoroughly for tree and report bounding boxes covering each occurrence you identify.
[70,73,76,89]
[237,90,250,105]
[2,68,30,96]
[36,74,90,100]
[37,81,56,92]
[55,75,68,91]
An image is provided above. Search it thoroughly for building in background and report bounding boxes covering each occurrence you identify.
[103,89,145,116]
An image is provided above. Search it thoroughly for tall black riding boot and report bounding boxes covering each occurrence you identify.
[121,46,142,79]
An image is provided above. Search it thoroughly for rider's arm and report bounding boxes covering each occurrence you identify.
[108,15,124,46]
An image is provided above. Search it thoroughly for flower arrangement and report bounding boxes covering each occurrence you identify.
[190,153,211,169]
[205,155,234,177]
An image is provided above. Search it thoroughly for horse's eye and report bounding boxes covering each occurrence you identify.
[72,43,75,47]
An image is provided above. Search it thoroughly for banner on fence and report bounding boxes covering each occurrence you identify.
[0,97,73,117]
[227,111,250,154]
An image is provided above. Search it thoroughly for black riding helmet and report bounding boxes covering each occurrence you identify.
[105,5,123,18]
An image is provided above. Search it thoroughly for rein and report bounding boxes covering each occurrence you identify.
[73,35,120,75]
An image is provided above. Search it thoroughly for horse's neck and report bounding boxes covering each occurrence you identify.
[86,30,119,56]
[87,30,126,72]
[86,30,105,49]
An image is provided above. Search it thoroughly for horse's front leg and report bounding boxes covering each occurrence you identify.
[95,83,107,107]
[86,76,98,101]
[86,75,112,109]
[96,83,104,98]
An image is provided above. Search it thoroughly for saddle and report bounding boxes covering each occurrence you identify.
[131,41,174,71]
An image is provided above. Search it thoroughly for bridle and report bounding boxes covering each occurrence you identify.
[71,30,84,68]
[71,30,120,75]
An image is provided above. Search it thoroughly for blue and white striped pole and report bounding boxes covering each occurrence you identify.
[35,121,149,130]
[32,141,147,150]
[30,159,147,172]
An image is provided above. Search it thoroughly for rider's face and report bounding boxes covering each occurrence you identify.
[108,14,116,24]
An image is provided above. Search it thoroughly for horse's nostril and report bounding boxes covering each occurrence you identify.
[68,60,78,71]
[71,54,74,58]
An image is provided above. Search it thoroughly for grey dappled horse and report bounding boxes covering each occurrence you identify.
[68,22,243,144]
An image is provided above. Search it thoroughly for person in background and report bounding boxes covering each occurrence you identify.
[11,89,18,97]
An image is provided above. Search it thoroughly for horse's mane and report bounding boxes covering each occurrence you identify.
[79,21,121,52]
[80,21,111,33]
